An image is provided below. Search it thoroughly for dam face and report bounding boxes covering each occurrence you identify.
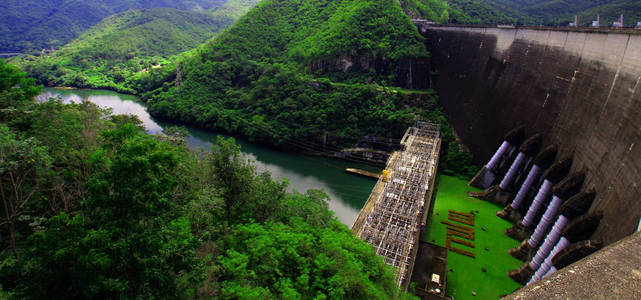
[421,25,641,245]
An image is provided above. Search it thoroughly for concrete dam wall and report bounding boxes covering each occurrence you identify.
[420,25,641,245]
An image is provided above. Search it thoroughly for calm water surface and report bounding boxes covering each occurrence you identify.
[37,88,378,225]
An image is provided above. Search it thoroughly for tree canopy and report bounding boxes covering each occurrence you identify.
[0,59,415,299]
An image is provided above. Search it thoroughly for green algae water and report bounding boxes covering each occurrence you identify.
[37,88,378,226]
[425,174,523,299]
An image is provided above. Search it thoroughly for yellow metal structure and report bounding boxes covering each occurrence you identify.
[382,170,390,182]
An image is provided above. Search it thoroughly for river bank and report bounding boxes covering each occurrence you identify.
[38,87,381,226]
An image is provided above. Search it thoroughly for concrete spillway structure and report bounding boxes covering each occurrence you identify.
[528,174,585,247]
[528,212,603,284]
[506,234,637,300]
[509,212,603,285]
[499,134,541,191]
[407,22,641,297]
[507,192,599,284]
[352,122,441,290]
[420,24,641,246]
[470,134,542,205]
[497,145,558,223]
[509,173,585,261]
[505,157,573,241]
[469,126,525,189]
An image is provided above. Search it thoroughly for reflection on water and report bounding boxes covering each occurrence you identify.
[37,88,378,225]
[37,88,164,134]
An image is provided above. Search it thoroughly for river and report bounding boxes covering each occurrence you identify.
[37,87,379,226]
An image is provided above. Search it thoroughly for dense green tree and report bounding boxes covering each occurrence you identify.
[204,136,255,226]
[19,126,202,298]
[0,68,414,299]
[216,220,401,299]
[0,125,51,259]
[0,60,40,111]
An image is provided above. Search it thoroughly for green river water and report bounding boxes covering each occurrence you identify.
[37,87,379,226]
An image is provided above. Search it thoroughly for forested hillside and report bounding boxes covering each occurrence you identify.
[400,0,515,24]
[0,59,417,299]
[146,0,428,137]
[11,8,241,94]
[482,0,641,25]
[400,0,641,25]
[444,0,516,24]
[210,0,262,20]
[144,0,477,177]
[574,1,641,26]
[0,0,226,52]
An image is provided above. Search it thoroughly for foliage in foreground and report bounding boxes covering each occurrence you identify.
[0,59,414,299]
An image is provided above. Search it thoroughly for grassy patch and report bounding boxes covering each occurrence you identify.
[425,174,522,299]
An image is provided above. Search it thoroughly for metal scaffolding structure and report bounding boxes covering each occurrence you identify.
[358,121,441,289]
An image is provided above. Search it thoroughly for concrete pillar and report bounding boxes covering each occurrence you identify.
[542,266,557,279]
[488,141,511,170]
[511,165,543,210]
[469,140,517,189]
[500,152,528,190]
[528,237,571,284]
[530,215,569,270]
[522,180,553,227]
[529,195,564,248]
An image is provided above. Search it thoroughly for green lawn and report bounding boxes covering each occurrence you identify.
[425,174,523,299]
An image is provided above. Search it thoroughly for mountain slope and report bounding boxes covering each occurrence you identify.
[0,0,226,52]
[444,0,516,24]
[399,0,515,25]
[575,1,641,26]
[210,0,261,20]
[144,0,477,177]
[13,7,248,93]
[147,0,428,140]
[482,0,641,25]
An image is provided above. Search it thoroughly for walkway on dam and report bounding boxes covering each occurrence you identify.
[352,121,441,290]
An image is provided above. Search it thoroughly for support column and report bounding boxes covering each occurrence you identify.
[500,152,527,190]
[528,237,571,284]
[530,215,569,270]
[499,134,541,191]
[508,189,594,263]
[469,126,525,189]
[469,141,513,189]
[510,165,542,211]
[505,157,573,241]
[542,266,557,279]
[529,195,564,248]
[522,180,554,228]
[488,141,511,171]
[497,145,557,223]
[508,212,602,286]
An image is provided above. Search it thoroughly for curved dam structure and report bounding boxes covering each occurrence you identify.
[418,24,641,246]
